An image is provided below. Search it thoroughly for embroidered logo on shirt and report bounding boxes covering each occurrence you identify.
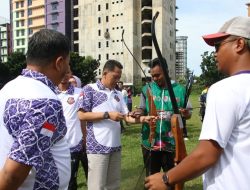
[41,122,56,137]
[114,95,120,102]
[67,97,75,104]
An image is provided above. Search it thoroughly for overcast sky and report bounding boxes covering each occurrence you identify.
[1,0,249,75]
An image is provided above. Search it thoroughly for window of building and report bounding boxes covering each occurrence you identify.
[74,43,79,52]
[51,2,58,10]
[17,39,20,46]
[106,16,109,22]
[98,54,101,60]
[98,42,101,48]
[106,28,109,32]
[170,18,173,25]
[16,21,19,27]
[106,54,109,60]
[98,29,101,36]
[28,18,32,25]
[106,41,109,47]
[16,12,19,18]
[21,29,25,36]
[99,69,101,75]
[20,1,24,7]
[16,2,19,9]
[98,4,101,11]
[73,20,78,29]
[16,30,20,37]
[28,28,33,35]
[28,9,32,16]
[73,0,78,6]
[74,32,79,40]
[52,23,58,31]
[21,20,24,26]
[28,0,32,6]
[98,17,101,24]
[52,13,58,21]
[73,9,78,17]
[106,3,109,9]
[21,39,25,45]
[21,10,24,17]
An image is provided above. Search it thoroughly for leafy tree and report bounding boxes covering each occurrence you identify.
[0,52,26,87]
[199,51,226,86]
[0,62,10,88]
[70,52,100,85]
[6,51,26,80]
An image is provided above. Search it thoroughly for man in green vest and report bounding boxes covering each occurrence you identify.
[134,58,192,177]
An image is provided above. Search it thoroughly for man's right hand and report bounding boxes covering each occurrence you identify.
[108,112,125,121]
[129,108,144,118]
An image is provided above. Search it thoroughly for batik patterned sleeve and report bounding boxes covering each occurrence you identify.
[3,98,67,169]
[78,85,94,112]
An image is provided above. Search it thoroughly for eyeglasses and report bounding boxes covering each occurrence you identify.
[214,39,238,52]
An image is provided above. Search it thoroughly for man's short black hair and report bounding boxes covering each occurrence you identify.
[148,58,167,69]
[103,59,123,72]
[26,29,70,66]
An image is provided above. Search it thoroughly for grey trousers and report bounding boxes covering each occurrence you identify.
[87,151,121,190]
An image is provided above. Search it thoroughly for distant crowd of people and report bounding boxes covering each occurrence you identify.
[1,15,250,190]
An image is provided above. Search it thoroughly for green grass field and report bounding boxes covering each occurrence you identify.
[77,93,203,190]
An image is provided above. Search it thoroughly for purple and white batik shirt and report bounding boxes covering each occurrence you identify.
[58,85,83,153]
[0,69,71,190]
[79,80,129,154]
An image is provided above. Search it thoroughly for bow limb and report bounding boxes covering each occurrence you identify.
[146,88,157,147]
[184,72,194,108]
[151,12,187,190]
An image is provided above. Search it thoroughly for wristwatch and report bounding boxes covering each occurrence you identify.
[103,112,110,119]
[162,173,172,189]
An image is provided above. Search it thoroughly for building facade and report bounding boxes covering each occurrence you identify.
[10,0,72,53]
[78,0,177,84]
[0,21,12,63]
[45,0,72,43]
[10,0,45,53]
[176,36,188,79]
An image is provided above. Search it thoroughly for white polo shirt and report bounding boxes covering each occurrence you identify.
[79,80,128,154]
[58,85,83,153]
[0,69,70,190]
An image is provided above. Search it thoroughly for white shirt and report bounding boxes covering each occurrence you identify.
[0,70,70,190]
[200,73,250,190]
[58,85,83,152]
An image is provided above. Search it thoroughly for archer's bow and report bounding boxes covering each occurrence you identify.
[122,30,157,189]
[152,12,187,190]
[184,72,194,108]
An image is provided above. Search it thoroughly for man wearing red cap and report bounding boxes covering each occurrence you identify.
[145,16,250,190]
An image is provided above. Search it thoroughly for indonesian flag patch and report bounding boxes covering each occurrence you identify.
[41,122,56,137]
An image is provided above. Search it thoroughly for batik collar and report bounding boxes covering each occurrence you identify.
[96,79,118,93]
[21,69,58,94]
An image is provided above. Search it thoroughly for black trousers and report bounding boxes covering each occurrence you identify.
[141,146,175,177]
[68,148,88,190]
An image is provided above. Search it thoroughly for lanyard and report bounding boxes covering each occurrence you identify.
[234,70,250,75]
